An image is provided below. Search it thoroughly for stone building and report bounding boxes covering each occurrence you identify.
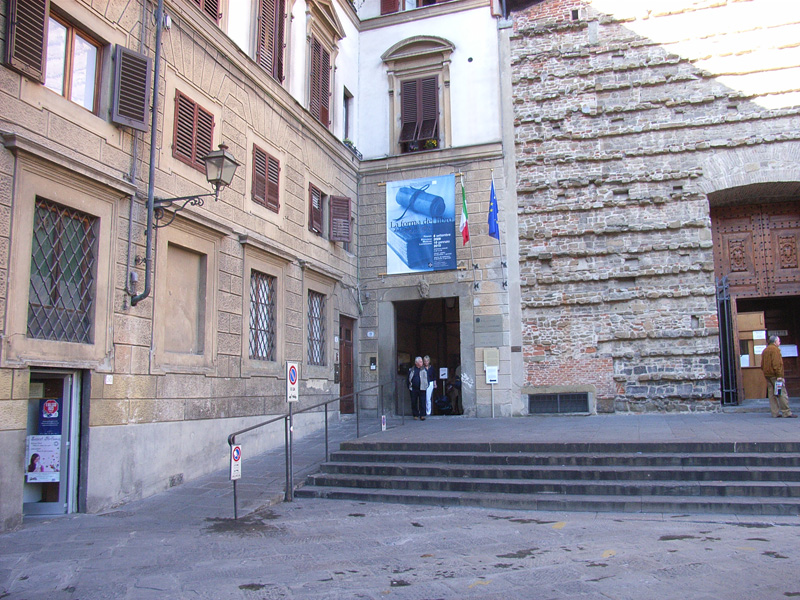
[0,0,514,531]
[509,0,800,412]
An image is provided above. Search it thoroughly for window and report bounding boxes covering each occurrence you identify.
[309,36,331,127]
[173,91,215,172]
[329,196,351,243]
[44,14,100,111]
[309,183,324,235]
[381,0,451,15]
[343,87,353,140]
[399,77,439,153]
[307,290,326,365]
[257,0,286,81]
[111,46,152,132]
[192,0,222,24]
[27,198,98,344]
[249,271,276,361]
[252,145,280,212]
[382,37,453,155]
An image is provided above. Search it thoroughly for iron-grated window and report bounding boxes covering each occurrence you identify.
[528,393,589,414]
[249,270,276,361]
[27,198,98,343]
[307,290,326,365]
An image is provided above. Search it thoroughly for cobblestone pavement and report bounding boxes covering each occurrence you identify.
[2,413,800,599]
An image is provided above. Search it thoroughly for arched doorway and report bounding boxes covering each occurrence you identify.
[711,194,800,403]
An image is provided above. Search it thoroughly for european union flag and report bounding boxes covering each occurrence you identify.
[488,180,499,239]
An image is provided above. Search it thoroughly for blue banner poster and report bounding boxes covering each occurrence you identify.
[386,174,456,274]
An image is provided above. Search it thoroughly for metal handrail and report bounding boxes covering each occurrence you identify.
[226,382,385,519]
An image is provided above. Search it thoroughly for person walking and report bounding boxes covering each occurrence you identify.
[761,335,796,418]
[408,356,428,420]
[423,355,436,417]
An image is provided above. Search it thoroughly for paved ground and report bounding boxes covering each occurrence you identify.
[2,411,800,599]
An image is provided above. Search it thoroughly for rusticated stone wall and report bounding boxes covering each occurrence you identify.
[510,0,800,411]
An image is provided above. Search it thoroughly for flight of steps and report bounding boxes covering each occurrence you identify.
[295,440,800,515]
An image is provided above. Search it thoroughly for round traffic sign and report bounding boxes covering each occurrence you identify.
[288,365,298,385]
[232,447,241,461]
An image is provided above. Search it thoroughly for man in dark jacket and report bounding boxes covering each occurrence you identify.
[761,335,796,418]
[408,356,428,420]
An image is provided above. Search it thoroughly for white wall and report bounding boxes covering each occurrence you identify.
[357,6,502,159]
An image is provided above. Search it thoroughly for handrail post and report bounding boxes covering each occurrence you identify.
[356,390,360,438]
[325,403,329,462]
[287,403,294,501]
[284,415,290,501]
[230,434,238,519]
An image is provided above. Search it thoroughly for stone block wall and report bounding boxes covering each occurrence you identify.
[510,0,800,411]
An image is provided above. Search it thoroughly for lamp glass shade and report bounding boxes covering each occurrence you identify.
[203,145,239,188]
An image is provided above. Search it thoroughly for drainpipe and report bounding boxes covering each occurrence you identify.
[130,0,164,307]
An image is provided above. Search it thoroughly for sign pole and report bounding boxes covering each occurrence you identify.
[286,361,299,501]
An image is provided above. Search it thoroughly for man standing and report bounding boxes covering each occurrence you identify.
[761,335,796,418]
[408,356,428,421]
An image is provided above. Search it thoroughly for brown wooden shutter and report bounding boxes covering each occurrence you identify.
[320,47,330,127]
[417,76,438,140]
[5,0,49,82]
[310,37,322,122]
[381,0,400,14]
[194,0,221,23]
[111,46,152,132]
[257,0,284,81]
[329,196,351,243]
[252,145,268,207]
[266,154,280,211]
[399,79,419,142]
[309,183,323,235]
[173,91,215,172]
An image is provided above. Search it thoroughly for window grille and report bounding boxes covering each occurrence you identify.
[528,393,589,414]
[307,290,326,365]
[249,271,276,361]
[27,198,98,343]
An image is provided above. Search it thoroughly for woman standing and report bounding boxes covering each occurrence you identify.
[423,355,437,416]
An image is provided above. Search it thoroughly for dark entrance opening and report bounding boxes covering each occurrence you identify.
[339,316,355,413]
[395,297,462,415]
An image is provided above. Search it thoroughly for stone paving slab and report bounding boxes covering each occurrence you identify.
[2,412,800,599]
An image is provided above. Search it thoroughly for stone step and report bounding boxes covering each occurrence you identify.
[329,450,800,468]
[294,485,800,516]
[304,472,800,498]
[318,461,800,482]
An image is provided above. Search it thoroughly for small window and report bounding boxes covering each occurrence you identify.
[28,198,98,344]
[381,0,451,14]
[528,393,589,414]
[192,0,222,24]
[307,290,326,366]
[343,87,353,140]
[399,77,438,153]
[329,196,351,243]
[252,145,280,212]
[173,91,215,172]
[308,183,325,235]
[309,36,331,127]
[257,0,286,81]
[249,270,276,361]
[44,14,101,112]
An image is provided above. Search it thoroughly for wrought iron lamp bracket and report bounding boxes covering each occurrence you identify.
[153,190,218,228]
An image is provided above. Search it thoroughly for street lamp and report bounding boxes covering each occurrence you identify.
[153,143,239,228]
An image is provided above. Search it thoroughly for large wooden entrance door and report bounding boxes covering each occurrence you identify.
[339,317,355,414]
[711,202,800,299]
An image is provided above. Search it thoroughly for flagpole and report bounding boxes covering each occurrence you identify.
[461,174,478,290]
[490,170,507,288]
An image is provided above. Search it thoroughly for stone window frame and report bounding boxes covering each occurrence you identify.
[382,36,454,155]
[305,0,345,129]
[152,220,219,374]
[241,249,287,378]
[3,150,118,369]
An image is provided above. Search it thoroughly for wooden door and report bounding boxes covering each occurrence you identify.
[339,317,355,414]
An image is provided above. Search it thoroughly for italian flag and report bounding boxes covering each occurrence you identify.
[460,180,470,245]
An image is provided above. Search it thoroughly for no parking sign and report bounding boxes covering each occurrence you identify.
[287,361,299,403]
[230,445,242,481]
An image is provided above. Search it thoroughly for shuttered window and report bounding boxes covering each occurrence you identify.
[173,91,215,172]
[257,0,285,81]
[308,183,324,235]
[5,0,48,81]
[252,145,280,213]
[192,0,222,24]
[399,77,439,153]
[381,0,400,14]
[309,36,331,127]
[329,196,351,243]
[112,46,152,131]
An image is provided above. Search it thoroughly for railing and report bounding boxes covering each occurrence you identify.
[226,382,396,519]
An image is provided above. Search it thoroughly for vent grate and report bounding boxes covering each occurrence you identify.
[528,393,589,414]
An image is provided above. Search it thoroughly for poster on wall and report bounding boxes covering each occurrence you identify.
[25,435,61,483]
[38,398,62,435]
[386,174,456,274]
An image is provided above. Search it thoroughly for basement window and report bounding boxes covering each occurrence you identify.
[528,393,589,414]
